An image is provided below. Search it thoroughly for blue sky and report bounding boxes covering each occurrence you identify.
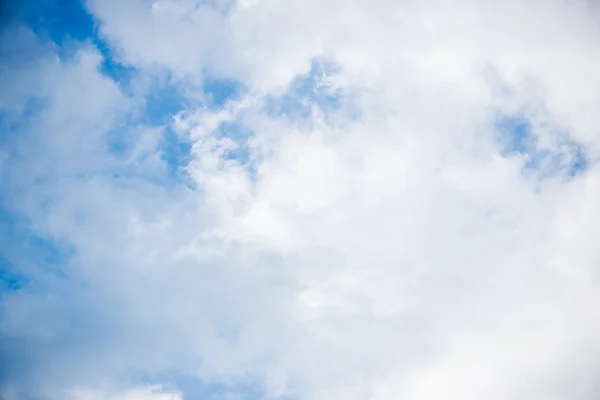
[496,115,588,178]
[1,0,599,399]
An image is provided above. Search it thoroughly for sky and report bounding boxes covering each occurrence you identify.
[1,0,600,399]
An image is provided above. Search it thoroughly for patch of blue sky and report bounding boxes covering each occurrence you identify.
[12,0,95,58]
[18,0,94,43]
[216,120,254,163]
[496,115,588,178]
[160,126,194,183]
[144,76,195,126]
[265,59,345,121]
[203,75,244,108]
[130,371,291,400]
[4,0,136,89]
[99,70,192,173]
[104,124,194,188]
[94,39,137,91]
[0,256,24,292]
[146,74,242,120]
[0,205,75,295]
[145,76,243,182]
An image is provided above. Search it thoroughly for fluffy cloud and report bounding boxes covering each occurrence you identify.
[1,0,600,399]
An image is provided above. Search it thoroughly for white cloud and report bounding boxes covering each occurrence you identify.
[66,386,182,400]
[2,0,600,399]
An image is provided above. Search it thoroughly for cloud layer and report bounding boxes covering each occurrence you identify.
[1,0,600,399]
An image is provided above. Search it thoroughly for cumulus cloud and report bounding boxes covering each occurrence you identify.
[1,0,600,399]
